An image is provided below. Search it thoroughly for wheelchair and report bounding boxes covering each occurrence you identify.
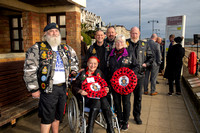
[66,86,120,133]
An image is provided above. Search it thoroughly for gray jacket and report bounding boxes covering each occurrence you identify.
[23,42,79,93]
[147,39,161,66]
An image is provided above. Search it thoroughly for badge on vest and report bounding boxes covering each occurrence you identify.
[41,51,47,59]
[42,66,48,74]
[92,48,96,54]
[41,75,47,81]
[106,44,110,51]
[126,41,129,47]
[41,83,46,89]
[41,43,46,48]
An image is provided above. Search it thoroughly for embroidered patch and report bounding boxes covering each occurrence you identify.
[41,43,46,48]
[41,51,47,59]
[41,75,47,81]
[106,44,110,51]
[92,48,96,54]
[64,46,68,51]
[41,83,46,89]
[126,41,129,47]
[142,42,145,46]
[42,66,48,74]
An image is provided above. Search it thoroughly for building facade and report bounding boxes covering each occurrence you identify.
[81,9,105,31]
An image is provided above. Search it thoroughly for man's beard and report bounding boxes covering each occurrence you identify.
[108,36,115,42]
[131,38,139,43]
[45,34,61,47]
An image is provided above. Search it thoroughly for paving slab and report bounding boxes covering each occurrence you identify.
[0,74,197,133]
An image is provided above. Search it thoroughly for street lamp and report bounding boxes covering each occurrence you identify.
[139,0,141,39]
[148,20,159,34]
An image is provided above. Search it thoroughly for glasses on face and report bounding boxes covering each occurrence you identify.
[116,40,123,44]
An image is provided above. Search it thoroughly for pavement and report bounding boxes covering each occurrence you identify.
[0,74,198,133]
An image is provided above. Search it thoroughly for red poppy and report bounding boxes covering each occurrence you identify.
[110,67,137,95]
[81,76,108,98]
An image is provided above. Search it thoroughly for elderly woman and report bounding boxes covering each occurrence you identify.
[109,34,139,131]
[72,56,114,133]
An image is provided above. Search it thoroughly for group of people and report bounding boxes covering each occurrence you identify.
[23,22,185,133]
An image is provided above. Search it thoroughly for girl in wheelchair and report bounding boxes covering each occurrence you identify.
[72,56,115,133]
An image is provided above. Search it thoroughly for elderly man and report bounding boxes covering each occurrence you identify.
[105,26,117,49]
[24,23,79,133]
[126,27,153,125]
[156,37,164,74]
[144,34,161,96]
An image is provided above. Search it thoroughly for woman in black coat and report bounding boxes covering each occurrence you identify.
[164,37,185,95]
[108,34,139,131]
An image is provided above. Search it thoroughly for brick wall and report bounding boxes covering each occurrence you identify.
[22,12,42,52]
[0,16,10,53]
[66,11,81,64]
[39,14,47,40]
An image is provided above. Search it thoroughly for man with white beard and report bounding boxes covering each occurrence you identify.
[23,23,79,133]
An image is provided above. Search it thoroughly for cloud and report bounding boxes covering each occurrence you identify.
[86,0,200,38]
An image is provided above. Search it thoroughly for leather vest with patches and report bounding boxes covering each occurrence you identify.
[37,41,71,91]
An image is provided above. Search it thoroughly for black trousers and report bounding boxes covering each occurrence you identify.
[133,77,143,118]
[168,78,181,93]
[85,96,111,110]
[112,90,131,122]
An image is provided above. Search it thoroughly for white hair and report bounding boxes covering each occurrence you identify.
[113,34,127,48]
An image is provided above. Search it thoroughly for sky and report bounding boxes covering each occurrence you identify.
[85,0,200,39]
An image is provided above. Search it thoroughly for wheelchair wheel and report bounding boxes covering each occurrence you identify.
[67,96,80,133]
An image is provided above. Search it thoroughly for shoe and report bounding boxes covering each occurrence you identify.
[135,117,142,125]
[156,81,159,84]
[168,92,172,96]
[144,91,148,95]
[150,92,158,96]
[121,122,129,131]
[176,92,181,95]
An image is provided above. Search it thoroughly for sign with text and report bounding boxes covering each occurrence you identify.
[164,15,186,69]
[165,15,186,51]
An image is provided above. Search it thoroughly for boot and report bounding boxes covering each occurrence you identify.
[102,109,115,133]
[86,108,99,133]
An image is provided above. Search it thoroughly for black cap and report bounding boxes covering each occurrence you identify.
[43,23,59,32]
[174,37,183,43]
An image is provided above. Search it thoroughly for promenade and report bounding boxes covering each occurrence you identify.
[0,74,198,133]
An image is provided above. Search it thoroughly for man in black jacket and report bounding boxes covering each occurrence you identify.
[126,27,153,125]
[82,30,111,77]
[104,26,117,49]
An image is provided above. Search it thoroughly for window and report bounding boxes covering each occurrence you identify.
[9,16,23,52]
[47,13,66,43]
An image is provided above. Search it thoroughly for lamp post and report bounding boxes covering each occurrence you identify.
[148,20,159,34]
[139,0,141,40]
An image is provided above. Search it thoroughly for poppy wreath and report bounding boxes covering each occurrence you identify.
[110,67,137,95]
[81,76,108,98]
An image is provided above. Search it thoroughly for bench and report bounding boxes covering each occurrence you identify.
[0,60,38,126]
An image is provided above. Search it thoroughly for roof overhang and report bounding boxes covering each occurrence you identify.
[18,0,86,7]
